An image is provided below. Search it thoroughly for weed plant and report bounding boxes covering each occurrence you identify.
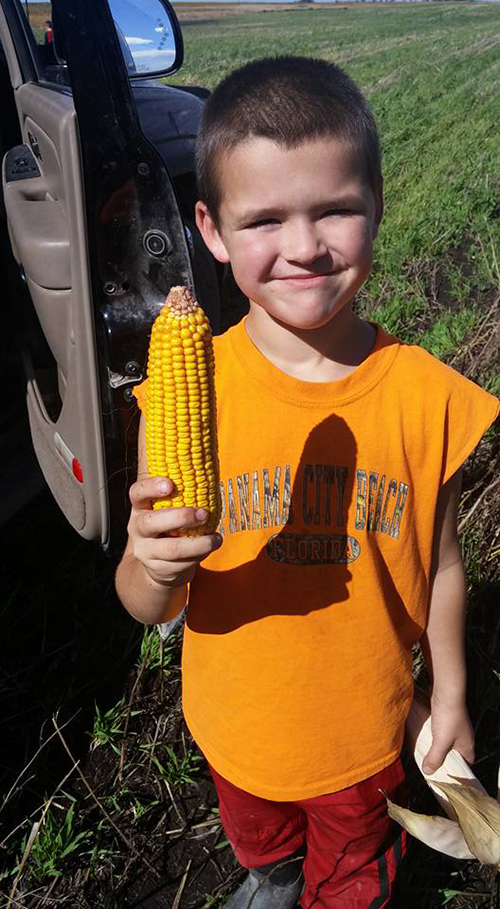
[17,797,91,881]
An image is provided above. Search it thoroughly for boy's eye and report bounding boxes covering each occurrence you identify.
[246,218,280,229]
[322,209,353,218]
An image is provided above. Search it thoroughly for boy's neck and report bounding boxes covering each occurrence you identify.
[245,303,377,383]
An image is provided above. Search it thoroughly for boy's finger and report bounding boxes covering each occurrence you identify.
[137,505,211,538]
[148,532,222,564]
[130,477,173,509]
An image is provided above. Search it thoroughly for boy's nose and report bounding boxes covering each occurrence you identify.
[282,220,327,265]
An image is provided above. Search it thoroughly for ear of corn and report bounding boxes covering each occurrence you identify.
[145,286,221,536]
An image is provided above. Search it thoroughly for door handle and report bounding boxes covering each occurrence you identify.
[3,148,70,290]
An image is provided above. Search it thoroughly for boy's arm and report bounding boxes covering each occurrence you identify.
[419,467,475,774]
[115,414,221,625]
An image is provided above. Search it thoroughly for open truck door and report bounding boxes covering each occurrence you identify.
[0,0,217,551]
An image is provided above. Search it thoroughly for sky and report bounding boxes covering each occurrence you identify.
[26,0,500,5]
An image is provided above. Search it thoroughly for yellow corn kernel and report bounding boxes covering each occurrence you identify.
[145,286,221,535]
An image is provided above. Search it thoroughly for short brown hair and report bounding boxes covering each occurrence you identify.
[196,55,382,221]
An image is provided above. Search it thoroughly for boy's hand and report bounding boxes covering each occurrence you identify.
[127,476,222,588]
[422,697,475,774]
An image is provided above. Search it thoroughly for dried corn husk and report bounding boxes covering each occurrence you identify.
[384,697,500,866]
[385,796,474,860]
[433,782,500,866]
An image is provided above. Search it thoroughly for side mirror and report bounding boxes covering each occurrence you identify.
[108,0,183,78]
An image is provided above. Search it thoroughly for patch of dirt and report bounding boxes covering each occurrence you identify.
[446,295,499,388]
[172,1,352,21]
[0,493,141,825]
[3,627,240,908]
[385,233,500,342]
[173,2,314,22]
[433,237,479,310]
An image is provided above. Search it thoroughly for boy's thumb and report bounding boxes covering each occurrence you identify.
[422,744,444,775]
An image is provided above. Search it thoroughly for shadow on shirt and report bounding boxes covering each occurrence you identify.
[187,410,424,646]
[188,412,358,634]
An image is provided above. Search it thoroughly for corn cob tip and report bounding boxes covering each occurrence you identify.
[164,285,198,316]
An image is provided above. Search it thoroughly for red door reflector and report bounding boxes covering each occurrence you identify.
[72,458,83,483]
[54,432,84,483]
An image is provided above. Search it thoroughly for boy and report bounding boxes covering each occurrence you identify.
[116,57,499,908]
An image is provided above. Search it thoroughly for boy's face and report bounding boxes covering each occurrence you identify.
[196,136,383,333]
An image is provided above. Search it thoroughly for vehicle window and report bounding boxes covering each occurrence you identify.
[17,1,68,86]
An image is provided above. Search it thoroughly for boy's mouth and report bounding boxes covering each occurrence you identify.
[277,271,337,286]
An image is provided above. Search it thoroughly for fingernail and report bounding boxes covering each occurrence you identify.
[196,508,207,521]
[422,764,432,775]
[158,480,170,493]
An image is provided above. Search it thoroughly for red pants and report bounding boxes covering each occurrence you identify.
[209,759,407,908]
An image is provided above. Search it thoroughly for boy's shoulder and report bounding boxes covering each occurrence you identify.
[372,326,498,485]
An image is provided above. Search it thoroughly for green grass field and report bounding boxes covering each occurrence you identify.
[22,3,51,28]
[2,4,500,908]
[169,1,500,385]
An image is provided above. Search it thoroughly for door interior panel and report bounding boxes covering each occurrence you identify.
[23,114,68,214]
[23,280,72,378]
[25,377,86,531]
[2,81,109,543]
[0,21,47,525]
[4,164,71,288]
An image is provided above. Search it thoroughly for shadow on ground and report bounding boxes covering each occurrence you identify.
[0,487,142,838]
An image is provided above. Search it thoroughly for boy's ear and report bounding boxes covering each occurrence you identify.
[372,178,384,240]
[195,201,230,264]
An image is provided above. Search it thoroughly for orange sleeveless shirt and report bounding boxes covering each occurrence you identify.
[134,320,499,800]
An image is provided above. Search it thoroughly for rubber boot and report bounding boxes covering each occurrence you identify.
[224,851,304,909]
